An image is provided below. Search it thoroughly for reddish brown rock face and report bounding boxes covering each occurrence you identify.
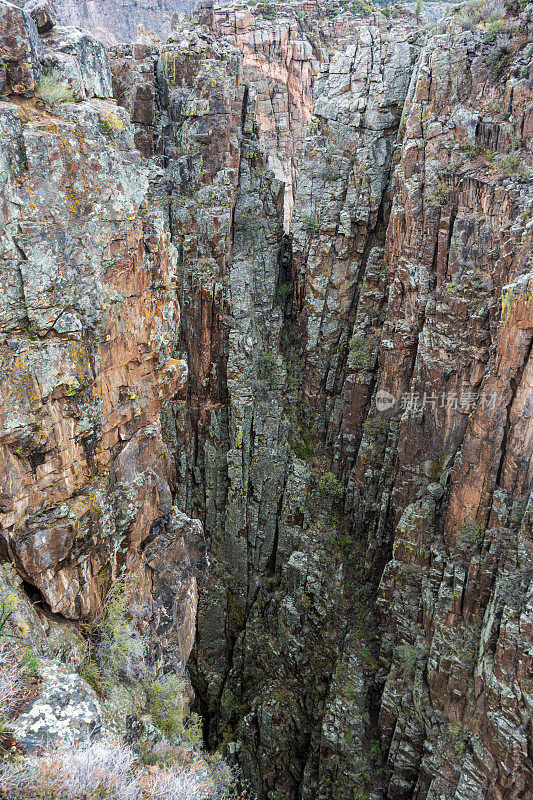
[0,14,206,677]
[354,11,533,800]
[207,0,371,229]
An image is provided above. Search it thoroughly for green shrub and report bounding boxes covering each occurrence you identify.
[183,711,203,748]
[317,470,344,502]
[37,72,74,107]
[361,647,378,671]
[290,432,314,462]
[348,335,369,370]
[80,573,144,688]
[484,19,502,42]
[416,0,423,22]
[339,0,375,15]
[261,1,276,18]
[426,175,451,208]
[275,283,293,306]
[257,352,277,380]
[78,659,107,695]
[362,416,389,440]
[321,163,341,181]
[302,213,319,235]
[458,519,485,550]
[397,643,426,676]
[145,674,185,741]
[487,43,510,76]
[97,575,143,680]
[504,151,520,172]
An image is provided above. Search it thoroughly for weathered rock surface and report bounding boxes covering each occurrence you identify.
[24,0,56,33]
[39,26,114,100]
[203,0,370,228]
[0,2,532,800]
[54,0,194,45]
[0,0,42,95]
[0,13,205,686]
[11,659,103,749]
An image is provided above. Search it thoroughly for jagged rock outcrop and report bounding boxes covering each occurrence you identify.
[202,0,373,227]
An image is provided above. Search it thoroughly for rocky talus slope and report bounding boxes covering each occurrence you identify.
[0,1,532,799]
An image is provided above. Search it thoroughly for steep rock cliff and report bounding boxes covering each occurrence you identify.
[158,3,532,799]
[0,2,531,800]
[0,0,205,713]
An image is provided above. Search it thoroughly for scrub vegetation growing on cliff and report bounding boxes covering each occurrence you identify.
[0,574,241,799]
[36,72,75,107]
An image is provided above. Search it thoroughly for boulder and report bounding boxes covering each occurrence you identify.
[0,0,41,95]
[24,0,55,33]
[11,660,103,750]
[40,25,112,100]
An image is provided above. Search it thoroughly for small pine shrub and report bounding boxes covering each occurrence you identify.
[426,175,451,208]
[317,470,344,502]
[183,711,203,749]
[79,572,145,689]
[503,151,520,172]
[484,19,502,42]
[37,72,74,107]
[397,643,426,677]
[302,213,319,234]
[487,43,510,76]
[290,431,314,462]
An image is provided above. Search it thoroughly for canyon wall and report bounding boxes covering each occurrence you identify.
[0,0,206,746]
[164,4,532,798]
[54,0,194,44]
[0,1,531,799]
